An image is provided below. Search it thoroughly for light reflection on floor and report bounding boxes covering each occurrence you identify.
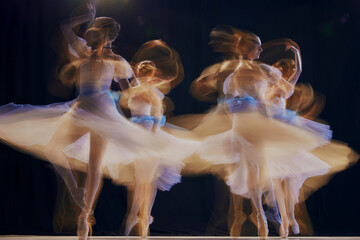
[1,236,360,240]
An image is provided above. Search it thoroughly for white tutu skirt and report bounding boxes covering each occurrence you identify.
[166,104,235,178]
[301,140,359,198]
[65,123,201,191]
[197,105,332,197]
[0,91,175,174]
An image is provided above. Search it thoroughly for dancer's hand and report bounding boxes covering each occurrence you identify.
[87,2,96,20]
[285,44,298,53]
[61,2,97,44]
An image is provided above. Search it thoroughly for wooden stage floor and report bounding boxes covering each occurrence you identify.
[1,237,360,240]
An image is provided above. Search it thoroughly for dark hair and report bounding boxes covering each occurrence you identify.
[273,58,295,79]
[136,60,157,77]
[84,17,120,51]
[209,25,260,58]
[59,17,120,85]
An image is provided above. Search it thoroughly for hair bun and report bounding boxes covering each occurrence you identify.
[85,17,120,50]
[84,28,103,49]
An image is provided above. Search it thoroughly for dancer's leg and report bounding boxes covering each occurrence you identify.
[273,179,289,238]
[294,187,314,235]
[78,131,106,240]
[138,183,157,237]
[244,143,268,238]
[125,158,156,236]
[284,178,301,234]
[125,120,155,236]
[228,193,246,236]
[247,165,268,238]
[44,119,88,208]
[125,171,146,236]
[264,186,281,232]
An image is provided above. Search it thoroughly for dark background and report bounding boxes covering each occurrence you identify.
[0,0,359,236]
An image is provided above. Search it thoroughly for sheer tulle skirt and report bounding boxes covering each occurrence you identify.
[0,92,165,164]
[65,122,200,190]
[197,107,332,196]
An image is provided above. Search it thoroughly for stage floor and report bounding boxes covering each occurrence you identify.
[1,237,360,240]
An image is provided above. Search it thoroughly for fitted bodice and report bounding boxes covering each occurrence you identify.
[127,84,164,117]
[265,78,294,108]
[128,96,152,116]
[79,59,115,94]
[68,37,133,95]
[223,60,268,101]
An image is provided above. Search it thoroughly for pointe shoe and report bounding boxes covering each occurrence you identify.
[257,211,269,238]
[279,217,289,238]
[140,221,149,237]
[77,213,92,240]
[148,215,154,225]
[125,215,138,236]
[138,215,153,237]
[290,218,300,235]
[146,215,154,236]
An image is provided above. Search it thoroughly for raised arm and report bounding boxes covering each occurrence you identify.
[286,45,302,86]
[60,3,95,57]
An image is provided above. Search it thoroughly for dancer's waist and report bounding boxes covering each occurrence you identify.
[130,115,166,126]
[80,85,110,95]
[226,96,260,112]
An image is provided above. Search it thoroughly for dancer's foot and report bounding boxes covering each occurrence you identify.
[257,211,269,238]
[138,217,147,237]
[125,214,138,236]
[148,215,154,225]
[279,217,289,238]
[138,215,153,237]
[77,213,92,240]
[290,217,300,235]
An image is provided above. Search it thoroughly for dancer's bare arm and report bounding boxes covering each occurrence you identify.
[60,3,95,57]
[286,45,302,86]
